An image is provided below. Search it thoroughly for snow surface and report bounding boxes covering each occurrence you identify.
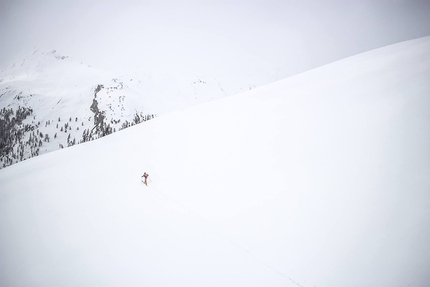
[1,36,430,286]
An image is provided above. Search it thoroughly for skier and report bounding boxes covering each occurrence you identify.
[142,172,149,185]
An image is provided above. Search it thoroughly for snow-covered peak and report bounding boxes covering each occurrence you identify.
[0,48,265,168]
[4,49,86,79]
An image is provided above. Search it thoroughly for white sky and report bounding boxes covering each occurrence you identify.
[1,0,430,80]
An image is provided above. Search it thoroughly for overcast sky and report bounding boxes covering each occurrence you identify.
[1,0,430,80]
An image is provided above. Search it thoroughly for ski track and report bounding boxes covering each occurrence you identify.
[146,179,303,287]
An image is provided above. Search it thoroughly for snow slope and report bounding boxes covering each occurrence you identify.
[1,36,430,286]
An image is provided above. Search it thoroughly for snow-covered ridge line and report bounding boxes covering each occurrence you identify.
[0,50,257,169]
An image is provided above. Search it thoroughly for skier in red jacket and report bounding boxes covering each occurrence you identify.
[142,172,149,185]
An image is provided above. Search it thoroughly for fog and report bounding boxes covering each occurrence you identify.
[1,0,430,80]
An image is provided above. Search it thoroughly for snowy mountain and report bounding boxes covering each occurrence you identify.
[1,36,430,286]
[0,50,257,168]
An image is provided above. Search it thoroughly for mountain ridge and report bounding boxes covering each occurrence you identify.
[0,49,260,168]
